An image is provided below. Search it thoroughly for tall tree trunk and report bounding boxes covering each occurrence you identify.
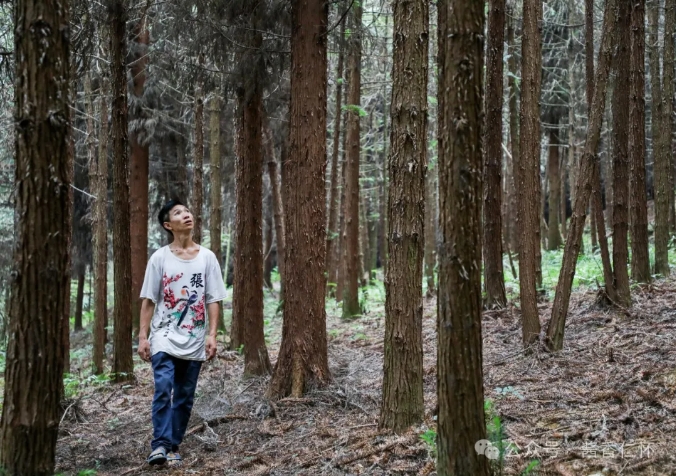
[630,0,651,283]
[661,0,675,269]
[649,0,670,276]
[74,264,86,331]
[547,0,618,351]
[424,171,436,297]
[92,76,109,374]
[264,194,274,289]
[342,3,363,317]
[586,0,598,253]
[326,16,346,290]
[110,0,134,382]
[193,80,204,244]
[210,94,223,268]
[0,0,72,470]
[507,5,520,255]
[265,127,285,297]
[379,109,390,272]
[437,0,490,473]
[593,164,618,301]
[518,0,543,347]
[379,0,428,432]
[129,15,149,336]
[483,0,507,308]
[359,194,370,285]
[612,0,632,306]
[267,0,331,399]
[548,130,563,249]
[335,119,348,301]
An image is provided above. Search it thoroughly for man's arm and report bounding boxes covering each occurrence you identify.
[205,302,220,360]
[138,298,155,362]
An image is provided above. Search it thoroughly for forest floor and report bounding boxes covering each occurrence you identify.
[55,277,676,476]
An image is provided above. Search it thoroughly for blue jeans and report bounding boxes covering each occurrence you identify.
[151,352,203,452]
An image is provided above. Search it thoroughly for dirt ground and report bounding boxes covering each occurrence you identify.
[55,279,676,476]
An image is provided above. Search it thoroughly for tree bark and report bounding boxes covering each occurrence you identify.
[265,128,285,296]
[342,2,363,318]
[630,0,651,283]
[518,0,544,347]
[193,80,204,244]
[264,193,274,289]
[129,15,149,336]
[437,0,490,473]
[483,0,507,308]
[612,0,632,306]
[92,76,109,374]
[661,0,675,270]
[267,0,331,399]
[0,0,72,471]
[326,16,346,290]
[210,94,223,268]
[424,170,436,297]
[586,0,597,253]
[379,0,427,433]
[335,117,348,301]
[507,5,520,255]
[548,131,563,249]
[110,0,134,382]
[547,0,618,351]
[74,265,86,331]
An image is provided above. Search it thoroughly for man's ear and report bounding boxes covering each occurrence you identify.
[163,222,172,232]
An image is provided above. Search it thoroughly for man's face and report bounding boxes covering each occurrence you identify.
[164,205,194,235]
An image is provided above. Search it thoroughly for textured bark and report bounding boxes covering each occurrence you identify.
[92,77,109,374]
[266,132,285,295]
[548,131,563,250]
[110,0,134,382]
[74,265,86,331]
[359,195,369,285]
[518,0,543,346]
[193,82,204,244]
[342,2,363,317]
[0,0,72,471]
[264,194,274,289]
[630,0,651,283]
[335,118,348,301]
[483,0,507,308]
[129,16,149,336]
[379,0,427,432]
[267,0,331,399]
[586,0,597,252]
[437,0,490,473]
[507,7,520,254]
[424,171,436,297]
[593,165,618,302]
[326,17,345,289]
[612,0,631,306]
[661,0,675,270]
[210,95,223,267]
[547,0,618,351]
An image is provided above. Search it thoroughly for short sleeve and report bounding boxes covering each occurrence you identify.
[205,252,227,304]
[140,251,162,303]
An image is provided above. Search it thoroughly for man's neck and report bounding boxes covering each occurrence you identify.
[171,233,194,250]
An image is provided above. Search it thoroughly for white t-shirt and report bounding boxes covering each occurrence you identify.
[140,245,227,361]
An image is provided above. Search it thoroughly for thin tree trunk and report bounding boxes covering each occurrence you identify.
[612,0,632,306]
[92,76,109,375]
[0,0,72,470]
[586,0,598,253]
[518,0,544,347]
[110,0,134,382]
[437,0,490,473]
[379,0,427,432]
[507,5,520,255]
[265,128,285,297]
[267,0,331,399]
[593,165,618,302]
[342,3,363,317]
[548,131,563,249]
[335,118,348,301]
[129,15,149,336]
[359,194,369,285]
[547,0,618,351]
[660,0,675,272]
[630,0,651,283]
[326,16,346,289]
[210,94,223,269]
[193,79,204,244]
[424,170,436,297]
[483,0,507,308]
[264,194,274,289]
[74,265,85,331]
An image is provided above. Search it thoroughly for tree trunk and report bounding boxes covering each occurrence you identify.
[437,1,490,473]
[661,0,675,271]
[267,0,331,399]
[74,265,86,331]
[193,81,204,244]
[264,194,274,289]
[630,0,651,283]
[335,118,348,301]
[110,0,134,382]
[586,0,597,253]
[266,128,285,296]
[424,170,436,297]
[612,0,632,306]
[483,0,507,308]
[92,76,109,375]
[326,16,346,290]
[342,3,362,317]
[0,0,72,471]
[379,0,428,432]
[129,15,149,336]
[518,0,544,347]
[548,131,563,249]
[547,0,618,351]
[379,109,390,272]
[593,165,618,301]
[210,94,223,268]
[359,194,370,285]
[649,0,670,276]
[507,5,520,255]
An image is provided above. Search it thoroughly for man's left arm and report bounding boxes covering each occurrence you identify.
[205,302,220,360]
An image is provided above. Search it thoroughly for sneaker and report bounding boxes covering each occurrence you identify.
[147,446,167,465]
[167,452,183,467]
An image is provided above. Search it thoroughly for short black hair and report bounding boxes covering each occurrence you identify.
[158,199,184,237]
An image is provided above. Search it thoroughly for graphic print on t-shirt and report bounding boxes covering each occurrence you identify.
[160,272,206,338]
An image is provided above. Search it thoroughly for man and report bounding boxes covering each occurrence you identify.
[138,199,227,466]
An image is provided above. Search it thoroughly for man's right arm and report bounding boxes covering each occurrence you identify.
[138,298,155,362]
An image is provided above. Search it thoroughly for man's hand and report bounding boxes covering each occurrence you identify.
[206,335,218,361]
[138,337,151,362]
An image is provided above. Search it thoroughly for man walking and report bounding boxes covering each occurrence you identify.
[138,199,227,466]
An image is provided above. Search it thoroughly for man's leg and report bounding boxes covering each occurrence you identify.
[151,352,175,451]
[171,359,203,452]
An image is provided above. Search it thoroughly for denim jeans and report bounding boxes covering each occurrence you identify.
[151,352,203,452]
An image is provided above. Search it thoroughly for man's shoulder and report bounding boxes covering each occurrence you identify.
[149,246,168,263]
[199,247,217,261]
